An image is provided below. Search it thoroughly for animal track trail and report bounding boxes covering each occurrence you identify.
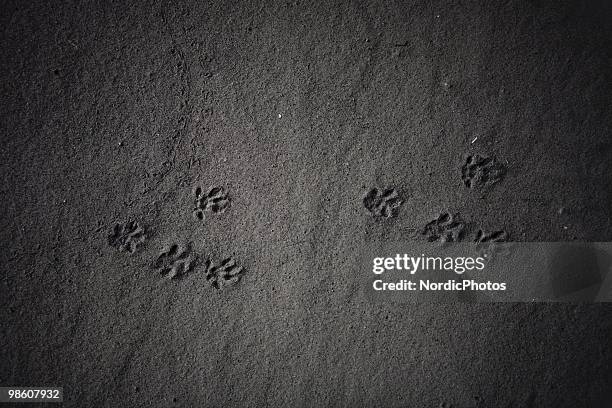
[422,212,465,243]
[363,187,403,218]
[193,186,230,220]
[461,154,506,189]
[152,243,197,279]
[108,221,146,254]
[206,257,243,289]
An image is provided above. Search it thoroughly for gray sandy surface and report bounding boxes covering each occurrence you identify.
[2,1,612,406]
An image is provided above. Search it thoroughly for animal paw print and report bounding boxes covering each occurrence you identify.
[193,186,230,220]
[474,229,511,258]
[363,187,403,218]
[108,221,146,254]
[152,243,197,279]
[422,212,465,242]
[206,257,243,289]
[461,154,506,189]
[474,229,508,244]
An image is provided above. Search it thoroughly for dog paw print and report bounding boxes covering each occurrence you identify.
[461,154,506,189]
[108,221,146,254]
[363,187,403,218]
[206,257,243,289]
[422,212,465,242]
[152,243,197,279]
[193,186,230,220]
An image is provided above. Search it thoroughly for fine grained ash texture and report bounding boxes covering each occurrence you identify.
[2,1,612,406]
